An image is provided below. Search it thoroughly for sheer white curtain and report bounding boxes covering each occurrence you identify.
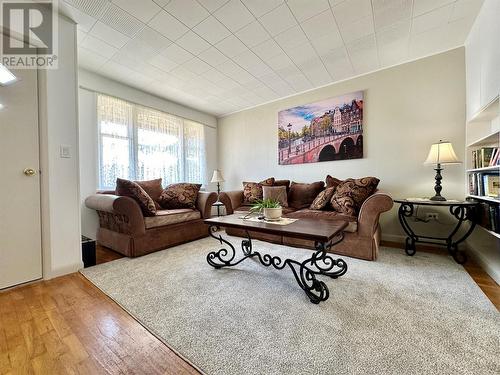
[97,94,206,189]
[97,95,134,189]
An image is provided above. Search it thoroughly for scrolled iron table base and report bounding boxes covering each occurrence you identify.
[206,226,347,304]
[396,200,478,264]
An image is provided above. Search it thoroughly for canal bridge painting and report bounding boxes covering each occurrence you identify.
[278,91,363,165]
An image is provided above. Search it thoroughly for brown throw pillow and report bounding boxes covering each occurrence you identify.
[310,187,336,210]
[116,178,157,216]
[159,183,201,209]
[330,177,380,213]
[325,175,343,189]
[288,181,325,209]
[274,179,291,192]
[135,178,163,209]
[263,186,288,207]
[330,194,357,216]
[242,178,275,204]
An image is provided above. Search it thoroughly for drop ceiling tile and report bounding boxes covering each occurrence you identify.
[328,0,345,6]
[89,21,130,48]
[235,20,270,47]
[259,4,297,36]
[321,46,354,79]
[232,49,272,77]
[332,0,372,24]
[148,10,189,40]
[204,67,229,83]
[64,0,110,18]
[198,47,228,66]
[217,60,255,84]
[183,57,212,74]
[152,0,171,6]
[297,58,331,86]
[378,40,408,66]
[445,15,477,45]
[413,0,455,17]
[134,26,172,51]
[163,43,194,64]
[346,35,379,73]
[197,0,231,12]
[193,16,231,44]
[310,32,344,55]
[119,40,160,60]
[176,31,211,55]
[286,42,317,66]
[111,0,161,23]
[148,53,179,72]
[165,0,210,28]
[372,0,412,30]
[77,28,88,43]
[301,9,340,40]
[275,24,309,52]
[242,0,284,18]
[170,65,198,80]
[409,25,449,58]
[99,3,144,37]
[82,34,118,58]
[287,0,330,22]
[264,52,294,70]
[252,38,283,60]
[338,15,375,43]
[60,3,98,32]
[376,19,410,46]
[214,0,255,32]
[215,35,248,57]
[79,47,109,70]
[412,4,453,35]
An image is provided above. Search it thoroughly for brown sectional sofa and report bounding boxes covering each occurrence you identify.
[85,190,217,257]
[220,187,393,261]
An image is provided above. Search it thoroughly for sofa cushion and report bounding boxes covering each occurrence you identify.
[310,187,336,210]
[135,178,163,209]
[116,178,157,217]
[144,209,201,229]
[242,177,275,204]
[263,185,288,207]
[159,183,201,209]
[288,181,325,209]
[325,175,343,189]
[285,209,358,233]
[274,179,291,192]
[330,177,380,213]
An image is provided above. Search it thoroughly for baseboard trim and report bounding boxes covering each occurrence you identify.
[465,241,500,285]
[43,261,84,280]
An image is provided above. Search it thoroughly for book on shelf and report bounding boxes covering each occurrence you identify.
[475,202,500,234]
[472,147,499,168]
[468,172,500,198]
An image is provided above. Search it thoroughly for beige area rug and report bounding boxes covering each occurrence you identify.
[81,235,500,375]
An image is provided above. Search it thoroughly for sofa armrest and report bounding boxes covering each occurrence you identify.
[219,190,244,215]
[357,192,393,238]
[85,194,146,235]
[196,191,218,219]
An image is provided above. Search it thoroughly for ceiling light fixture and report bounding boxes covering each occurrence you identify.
[0,64,17,85]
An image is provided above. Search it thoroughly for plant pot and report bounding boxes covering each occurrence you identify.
[263,207,282,220]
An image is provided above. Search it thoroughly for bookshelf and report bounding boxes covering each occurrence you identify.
[465,96,500,235]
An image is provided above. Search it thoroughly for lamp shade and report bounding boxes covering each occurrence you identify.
[424,141,461,165]
[210,169,225,183]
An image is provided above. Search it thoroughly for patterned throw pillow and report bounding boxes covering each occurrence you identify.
[325,175,343,189]
[288,181,325,209]
[159,183,202,209]
[242,177,275,204]
[330,177,380,214]
[330,194,357,216]
[262,186,288,207]
[116,178,157,217]
[310,187,336,210]
[135,178,163,209]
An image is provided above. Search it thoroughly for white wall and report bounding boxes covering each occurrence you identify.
[39,15,82,278]
[218,48,466,240]
[78,70,218,239]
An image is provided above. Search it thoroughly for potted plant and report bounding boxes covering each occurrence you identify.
[251,198,282,220]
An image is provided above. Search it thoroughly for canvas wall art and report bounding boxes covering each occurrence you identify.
[278,91,364,165]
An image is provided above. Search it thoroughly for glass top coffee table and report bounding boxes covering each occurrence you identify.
[204,214,349,304]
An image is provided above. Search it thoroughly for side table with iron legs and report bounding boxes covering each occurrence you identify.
[394,199,478,264]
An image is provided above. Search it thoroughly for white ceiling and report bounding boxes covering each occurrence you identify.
[62,0,484,117]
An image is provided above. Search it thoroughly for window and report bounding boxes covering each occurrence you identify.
[97,94,206,189]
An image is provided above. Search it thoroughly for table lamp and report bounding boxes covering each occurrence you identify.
[211,169,225,199]
[424,140,461,201]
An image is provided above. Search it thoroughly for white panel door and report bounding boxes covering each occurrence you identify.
[0,67,42,289]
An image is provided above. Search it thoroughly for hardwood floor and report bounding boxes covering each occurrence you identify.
[0,272,199,375]
[1,243,498,374]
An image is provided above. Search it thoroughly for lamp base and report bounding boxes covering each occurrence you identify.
[429,195,446,201]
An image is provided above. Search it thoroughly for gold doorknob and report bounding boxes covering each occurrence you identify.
[23,168,36,176]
